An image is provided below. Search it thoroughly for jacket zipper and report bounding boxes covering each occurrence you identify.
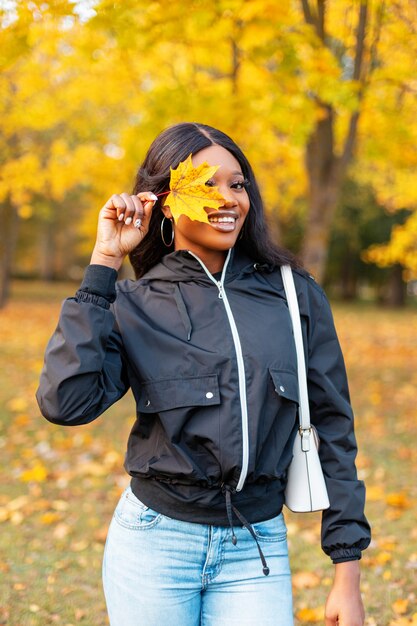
[188,249,249,492]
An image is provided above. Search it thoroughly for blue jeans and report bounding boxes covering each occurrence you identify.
[102,485,294,625]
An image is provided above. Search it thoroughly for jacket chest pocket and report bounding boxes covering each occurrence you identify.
[269,368,299,405]
[134,374,222,484]
[137,374,221,414]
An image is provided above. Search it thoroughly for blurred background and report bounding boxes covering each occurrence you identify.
[0,2,416,625]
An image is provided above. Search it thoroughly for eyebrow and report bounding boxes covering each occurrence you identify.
[210,169,244,178]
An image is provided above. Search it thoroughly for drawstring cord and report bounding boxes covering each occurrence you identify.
[224,487,238,546]
[222,485,270,576]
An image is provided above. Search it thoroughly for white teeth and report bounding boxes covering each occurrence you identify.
[209,217,236,223]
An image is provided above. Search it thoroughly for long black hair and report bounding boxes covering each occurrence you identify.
[129,122,300,278]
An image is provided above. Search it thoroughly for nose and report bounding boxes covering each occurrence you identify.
[218,184,238,207]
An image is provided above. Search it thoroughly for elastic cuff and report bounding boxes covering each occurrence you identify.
[75,290,111,310]
[79,264,118,302]
[332,555,361,564]
[330,547,362,564]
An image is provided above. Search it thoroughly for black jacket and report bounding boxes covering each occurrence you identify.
[36,246,371,563]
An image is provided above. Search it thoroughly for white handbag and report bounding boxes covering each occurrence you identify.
[280,265,330,513]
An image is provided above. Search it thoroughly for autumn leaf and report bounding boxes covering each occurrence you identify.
[164,154,226,224]
[297,606,325,623]
[386,492,411,509]
[392,599,409,615]
[20,463,48,482]
[292,571,321,589]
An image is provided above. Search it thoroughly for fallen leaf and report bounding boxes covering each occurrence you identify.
[297,606,325,622]
[7,397,29,412]
[366,485,385,501]
[53,523,70,539]
[292,571,321,589]
[386,492,411,509]
[392,599,409,615]
[40,511,61,525]
[13,583,26,590]
[20,463,48,482]
[71,540,88,552]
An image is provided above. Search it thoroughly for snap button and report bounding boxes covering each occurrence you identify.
[145,400,151,407]
[279,385,285,393]
[205,392,214,399]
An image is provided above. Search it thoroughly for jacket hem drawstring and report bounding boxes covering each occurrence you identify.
[222,485,270,576]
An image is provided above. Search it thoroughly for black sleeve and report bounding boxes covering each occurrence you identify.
[307,288,371,563]
[36,265,130,425]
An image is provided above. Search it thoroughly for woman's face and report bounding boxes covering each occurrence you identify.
[162,145,250,264]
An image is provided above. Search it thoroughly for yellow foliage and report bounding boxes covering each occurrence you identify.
[364,212,417,278]
[1,0,417,275]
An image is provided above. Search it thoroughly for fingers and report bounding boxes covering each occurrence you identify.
[102,192,158,229]
[136,192,158,229]
[119,192,137,225]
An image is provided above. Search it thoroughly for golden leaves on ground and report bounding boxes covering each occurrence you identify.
[1,287,417,624]
[164,155,226,224]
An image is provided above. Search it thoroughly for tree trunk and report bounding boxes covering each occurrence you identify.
[300,111,343,282]
[299,0,370,284]
[385,264,406,307]
[300,182,341,282]
[340,251,358,300]
[38,220,55,281]
[0,197,19,309]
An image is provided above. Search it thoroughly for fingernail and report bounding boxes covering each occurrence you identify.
[125,217,132,225]
[150,194,158,201]
[118,213,124,221]
[134,219,142,229]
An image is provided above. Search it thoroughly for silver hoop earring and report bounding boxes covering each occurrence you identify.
[161,216,174,247]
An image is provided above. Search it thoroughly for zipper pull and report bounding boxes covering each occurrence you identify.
[217,282,224,299]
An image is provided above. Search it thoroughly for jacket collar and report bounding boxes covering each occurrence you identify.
[141,245,273,284]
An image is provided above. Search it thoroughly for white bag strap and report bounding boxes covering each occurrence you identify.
[280,265,310,432]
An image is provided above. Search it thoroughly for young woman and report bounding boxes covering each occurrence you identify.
[37,122,371,626]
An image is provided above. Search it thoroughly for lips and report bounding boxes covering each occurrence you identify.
[207,210,238,221]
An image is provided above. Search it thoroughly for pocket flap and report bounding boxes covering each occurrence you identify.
[138,374,220,413]
[269,369,299,404]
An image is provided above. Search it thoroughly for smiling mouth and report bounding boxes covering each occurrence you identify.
[207,210,238,231]
[208,218,237,232]
[208,216,236,224]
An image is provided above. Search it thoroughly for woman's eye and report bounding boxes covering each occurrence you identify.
[205,179,250,190]
[231,179,250,190]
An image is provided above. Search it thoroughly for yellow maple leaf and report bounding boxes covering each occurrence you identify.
[164,154,226,224]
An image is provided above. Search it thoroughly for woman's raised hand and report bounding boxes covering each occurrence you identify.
[91,192,158,270]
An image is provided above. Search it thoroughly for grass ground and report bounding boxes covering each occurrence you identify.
[0,280,416,625]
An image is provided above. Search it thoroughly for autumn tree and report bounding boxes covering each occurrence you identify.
[2,0,417,307]
[82,0,416,284]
